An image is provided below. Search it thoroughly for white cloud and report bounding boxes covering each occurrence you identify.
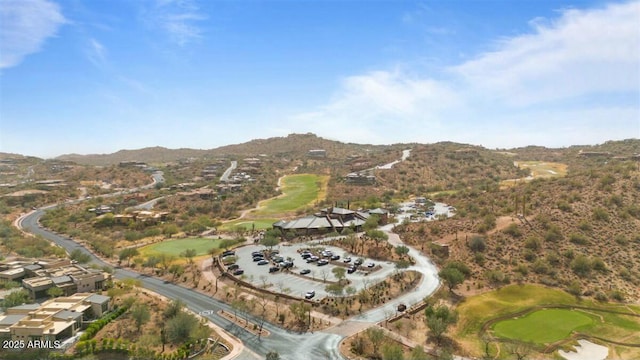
[86,38,107,68]
[288,1,640,147]
[145,0,206,46]
[0,0,66,69]
[452,1,640,106]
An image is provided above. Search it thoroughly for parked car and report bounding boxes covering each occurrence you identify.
[347,266,357,274]
[269,266,279,273]
[232,269,244,276]
[367,262,375,268]
[304,291,315,299]
[253,256,265,262]
[251,251,263,257]
[257,259,269,265]
[306,256,319,263]
[300,269,311,275]
[343,257,352,263]
[222,250,235,257]
[317,259,329,266]
[227,264,239,271]
[280,261,294,269]
[354,258,363,265]
[331,255,340,261]
[301,253,312,259]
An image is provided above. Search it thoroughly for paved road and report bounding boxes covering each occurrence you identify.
[220,161,238,182]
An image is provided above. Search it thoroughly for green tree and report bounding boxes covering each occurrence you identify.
[365,327,385,355]
[118,248,139,267]
[425,305,457,345]
[266,351,280,360]
[438,267,464,293]
[2,290,30,310]
[325,283,344,297]
[163,299,184,320]
[382,343,404,360]
[332,267,346,284]
[363,215,381,231]
[395,245,410,257]
[131,303,150,332]
[165,311,198,344]
[366,229,388,242]
[46,287,64,298]
[70,249,91,264]
[261,235,280,249]
[163,224,179,238]
[410,346,428,360]
[181,248,197,265]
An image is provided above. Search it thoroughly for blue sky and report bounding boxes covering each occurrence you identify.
[1,0,638,158]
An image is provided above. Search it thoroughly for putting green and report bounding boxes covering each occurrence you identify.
[493,309,593,344]
[139,238,224,257]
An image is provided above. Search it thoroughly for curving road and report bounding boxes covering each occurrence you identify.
[18,166,442,360]
[220,161,238,182]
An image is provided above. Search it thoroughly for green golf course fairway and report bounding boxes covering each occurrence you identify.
[252,174,328,216]
[139,238,224,257]
[493,309,593,344]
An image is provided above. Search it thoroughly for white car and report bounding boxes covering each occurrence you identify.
[304,291,315,299]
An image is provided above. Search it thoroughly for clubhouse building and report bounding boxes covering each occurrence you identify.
[273,207,388,235]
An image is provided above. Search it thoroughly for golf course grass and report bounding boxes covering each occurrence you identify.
[220,173,328,231]
[252,173,328,216]
[455,284,640,358]
[139,238,225,257]
[220,218,278,231]
[501,161,567,188]
[493,309,593,344]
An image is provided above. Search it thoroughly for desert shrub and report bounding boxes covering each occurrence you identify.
[614,235,628,245]
[557,201,572,212]
[523,249,537,262]
[524,237,541,251]
[578,221,592,232]
[592,257,607,273]
[567,280,582,296]
[569,233,589,245]
[503,223,522,237]
[545,225,563,242]
[469,236,486,253]
[595,291,609,302]
[532,259,550,274]
[571,255,592,277]
[592,207,609,221]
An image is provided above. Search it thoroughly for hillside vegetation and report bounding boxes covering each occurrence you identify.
[396,139,640,302]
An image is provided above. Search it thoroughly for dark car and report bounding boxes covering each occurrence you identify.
[257,259,269,265]
[227,264,240,271]
[300,269,311,275]
[304,291,315,299]
[347,266,357,274]
[251,251,263,257]
[232,269,244,276]
[301,253,312,259]
[222,250,235,257]
[317,259,329,266]
[306,256,319,263]
[253,256,265,262]
[331,255,340,261]
[269,266,279,273]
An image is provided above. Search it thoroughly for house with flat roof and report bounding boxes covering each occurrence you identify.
[0,293,111,341]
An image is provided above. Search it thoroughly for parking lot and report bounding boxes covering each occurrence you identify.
[228,242,395,300]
